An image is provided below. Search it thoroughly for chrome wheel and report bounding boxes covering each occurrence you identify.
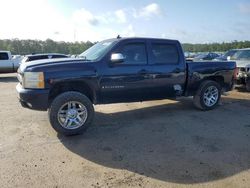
[57,101,88,129]
[203,86,219,107]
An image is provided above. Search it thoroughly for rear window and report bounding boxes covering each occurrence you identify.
[0,52,9,60]
[151,43,179,64]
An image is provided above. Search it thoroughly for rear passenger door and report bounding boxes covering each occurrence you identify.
[147,40,186,98]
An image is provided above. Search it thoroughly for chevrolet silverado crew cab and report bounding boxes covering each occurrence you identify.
[16,37,236,135]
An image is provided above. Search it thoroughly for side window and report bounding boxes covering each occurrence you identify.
[240,50,250,59]
[151,43,179,64]
[0,52,9,60]
[120,43,147,64]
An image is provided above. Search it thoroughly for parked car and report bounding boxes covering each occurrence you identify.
[21,53,69,64]
[185,52,197,61]
[0,51,20,73]
[16,37,236,135]
[214,49,239,61]
[193,52,220,61]
[230,48,250,90]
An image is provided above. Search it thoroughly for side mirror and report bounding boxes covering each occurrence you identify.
[227,56,231,61]
[111,53,125,63]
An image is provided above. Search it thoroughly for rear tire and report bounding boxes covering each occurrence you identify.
[193,80,221,110]
[48,91,94,136]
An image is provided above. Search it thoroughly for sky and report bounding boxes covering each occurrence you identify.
[0,0,250,43]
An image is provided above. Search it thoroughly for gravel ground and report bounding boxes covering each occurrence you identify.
[0,73,250,188]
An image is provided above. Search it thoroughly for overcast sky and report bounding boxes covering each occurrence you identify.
[0,0,250,43]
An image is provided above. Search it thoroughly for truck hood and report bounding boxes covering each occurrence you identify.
[19,58,87,72]
[235,60,250,68]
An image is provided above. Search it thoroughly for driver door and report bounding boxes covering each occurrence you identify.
[100,40,151,103]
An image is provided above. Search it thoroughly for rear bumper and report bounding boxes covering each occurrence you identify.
[16,83,49,111]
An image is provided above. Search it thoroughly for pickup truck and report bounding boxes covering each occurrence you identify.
[16,37,236,135]
[0,51,21,73]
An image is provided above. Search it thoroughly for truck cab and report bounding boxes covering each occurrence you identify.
[97,38,186,103]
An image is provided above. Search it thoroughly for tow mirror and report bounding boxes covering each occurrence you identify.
[111,53,125,63]
[227,56,231,61]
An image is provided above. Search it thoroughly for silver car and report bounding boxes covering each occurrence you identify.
[231,48,250,90]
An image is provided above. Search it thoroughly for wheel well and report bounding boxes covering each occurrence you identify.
[203,76,224,88]
[49,81,95,105]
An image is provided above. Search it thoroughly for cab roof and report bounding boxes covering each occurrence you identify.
[103,37,179,43]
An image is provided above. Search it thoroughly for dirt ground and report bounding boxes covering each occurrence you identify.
[0,73,249,188]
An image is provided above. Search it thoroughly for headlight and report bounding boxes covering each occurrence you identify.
[23,72,45,89]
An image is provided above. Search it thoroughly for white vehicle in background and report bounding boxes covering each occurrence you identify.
[0,51,21,73]
[230,48,250,91]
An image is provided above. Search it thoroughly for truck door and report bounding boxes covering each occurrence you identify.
[100,40,151,103]
[146,40,186,98]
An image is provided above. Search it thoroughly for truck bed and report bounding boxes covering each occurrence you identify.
[185,61,236,95]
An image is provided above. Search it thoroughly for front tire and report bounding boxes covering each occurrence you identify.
[193,80,221,110]
[48,91,94,135]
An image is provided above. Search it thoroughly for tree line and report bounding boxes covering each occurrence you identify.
[0,39,94,55]
[0,38,250,55]
[182,40,250,52]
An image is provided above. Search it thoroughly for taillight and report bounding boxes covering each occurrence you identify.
[233,67,239,79]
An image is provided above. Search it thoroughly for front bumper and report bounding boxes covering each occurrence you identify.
[236,67,249,85]
[16,83,50,111]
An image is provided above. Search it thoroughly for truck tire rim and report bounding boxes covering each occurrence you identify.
[203,86,219,107]
[57,101,88,129]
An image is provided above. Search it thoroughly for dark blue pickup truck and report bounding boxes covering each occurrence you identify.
[16,37,236,135]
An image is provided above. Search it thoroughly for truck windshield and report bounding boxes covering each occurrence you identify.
[222,50,237,58]
[79,40,117,61]
[231,50,250,60]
